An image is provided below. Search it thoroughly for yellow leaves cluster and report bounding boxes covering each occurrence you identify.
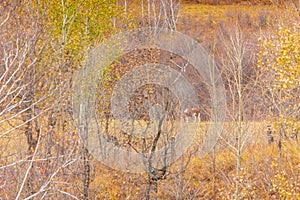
[268,145,300,199]
[257,24,299,139]
[43,0,133,67]
[258,24,300,90]
[270,170,300,199]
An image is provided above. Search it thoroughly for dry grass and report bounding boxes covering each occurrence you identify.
[90,120,300,199]
[0,118,28,163]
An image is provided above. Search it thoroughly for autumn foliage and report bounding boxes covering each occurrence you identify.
[0,0,299,199]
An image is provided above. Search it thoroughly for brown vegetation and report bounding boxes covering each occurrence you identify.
[0,0,299,199]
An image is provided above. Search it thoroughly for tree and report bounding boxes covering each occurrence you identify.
[257,24,300,147]
[217,23,258,199]
[0,0,133,198]
[0,1,61,198]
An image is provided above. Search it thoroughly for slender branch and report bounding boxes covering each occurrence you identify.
[15,132,42,200]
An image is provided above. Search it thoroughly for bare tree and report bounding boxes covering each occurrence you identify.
[0,2,71,198]
[217,23,258,199]
[0,3,48,139]
[140,0,181,31]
